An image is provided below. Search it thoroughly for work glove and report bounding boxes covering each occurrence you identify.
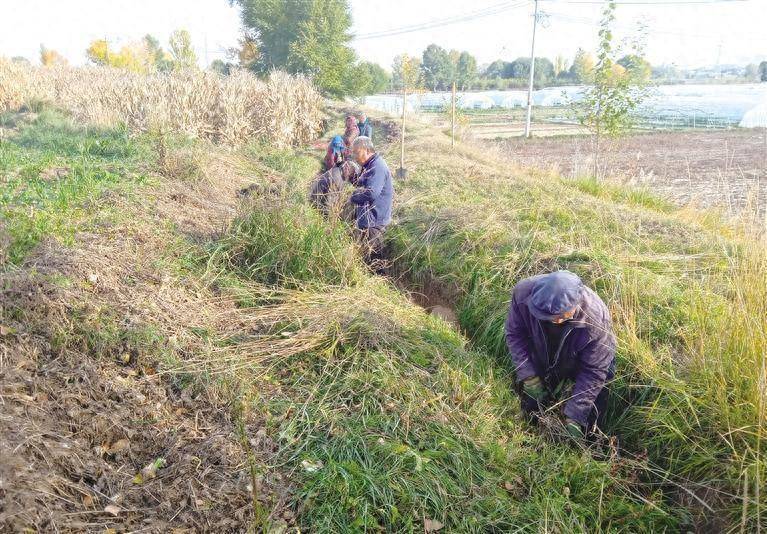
[565,418,584,439]
[522,376,548,402]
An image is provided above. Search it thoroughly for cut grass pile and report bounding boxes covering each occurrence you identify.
[384,117,766,529]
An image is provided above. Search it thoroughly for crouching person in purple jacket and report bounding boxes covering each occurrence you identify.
[505,270,616,439]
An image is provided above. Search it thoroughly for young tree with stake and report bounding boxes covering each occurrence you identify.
[576,1,650,180]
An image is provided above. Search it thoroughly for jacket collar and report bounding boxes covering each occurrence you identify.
[362,152,379,170]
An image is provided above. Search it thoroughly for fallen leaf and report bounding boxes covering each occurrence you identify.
[108,439,130,454]
[0,324,16,336]
[424,518,444,532]
[82,494,94,507]
[300,459,323,473]
[104,504,121,516]
[563,486,571,497]
[504,481,514,491]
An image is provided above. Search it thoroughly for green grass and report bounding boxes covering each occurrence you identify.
[191,143,686,532]
[0,108,152,264]
[383,119,766,529]
[5,104,762,531]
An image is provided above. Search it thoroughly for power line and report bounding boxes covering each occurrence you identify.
[545,10,767,42]
[354,0,530,40]
[540,0,750,4]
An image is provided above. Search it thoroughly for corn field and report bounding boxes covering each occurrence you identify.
[0,58,323,148]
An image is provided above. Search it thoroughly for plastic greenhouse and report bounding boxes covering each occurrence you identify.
[739,102,767,128]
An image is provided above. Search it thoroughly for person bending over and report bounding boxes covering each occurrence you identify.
[505,270,616,439]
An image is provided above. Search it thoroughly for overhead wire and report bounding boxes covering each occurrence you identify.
[353,0,531,40]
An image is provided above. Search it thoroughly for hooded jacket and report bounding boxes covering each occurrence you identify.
[358,118,373,139]
[504,271,616,426]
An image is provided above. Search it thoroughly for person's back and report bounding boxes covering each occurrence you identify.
[309,161,359,219]
[357,114,373,140]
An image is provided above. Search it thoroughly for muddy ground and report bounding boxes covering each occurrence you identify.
[495,128,767,218]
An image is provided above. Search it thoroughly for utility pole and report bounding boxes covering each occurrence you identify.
[524,0,539,139]
[398,83,407,179]
[451,81,456,147]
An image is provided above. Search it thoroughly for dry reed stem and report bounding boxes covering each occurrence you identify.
[0,59,323,148]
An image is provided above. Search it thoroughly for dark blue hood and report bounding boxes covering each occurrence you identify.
[527,270,584,321]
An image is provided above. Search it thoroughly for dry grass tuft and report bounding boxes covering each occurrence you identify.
[0,59,323,148]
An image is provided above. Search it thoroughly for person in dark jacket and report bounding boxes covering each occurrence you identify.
[324,135,346,171]
[309,160,360,220]
[357,112,373,139]
[350,136,393,273]
[505,270,616,439]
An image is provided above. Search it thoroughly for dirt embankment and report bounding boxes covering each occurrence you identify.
[0,148,296,531]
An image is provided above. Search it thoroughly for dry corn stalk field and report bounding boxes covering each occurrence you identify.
[0,58,323,148]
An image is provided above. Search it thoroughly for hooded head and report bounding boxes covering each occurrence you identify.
[330,135,345,153]
[527,271,584,322]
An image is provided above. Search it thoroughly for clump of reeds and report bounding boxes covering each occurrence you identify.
[0,58,323,148]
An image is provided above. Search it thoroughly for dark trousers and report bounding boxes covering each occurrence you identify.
[355,226,387,274]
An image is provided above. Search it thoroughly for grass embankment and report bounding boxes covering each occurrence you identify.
[384,116,766,529]
[2,108,686,531]
[208,142,690,532]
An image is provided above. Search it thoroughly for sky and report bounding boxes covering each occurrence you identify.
[0,0,765,70]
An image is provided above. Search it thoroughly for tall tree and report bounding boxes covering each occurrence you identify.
[169,29,197,69]
[86,39,153,73]
[392,54,422,91]
[508,57,554,85]
[40,45,67,67]
[617,54,651,82]
[356,62,390,94]
[86,39,109,66]
[286,1,355,96]
[759,61,767,82]
[570,48,595,83]
[232,0,357,97]
[456,51,478,90]
[554,55,569,78]
[144,34,173,72]
[421,44,453,91]
[483,60,509,79]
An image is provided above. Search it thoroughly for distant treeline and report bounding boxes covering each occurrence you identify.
[389,44,767,93]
